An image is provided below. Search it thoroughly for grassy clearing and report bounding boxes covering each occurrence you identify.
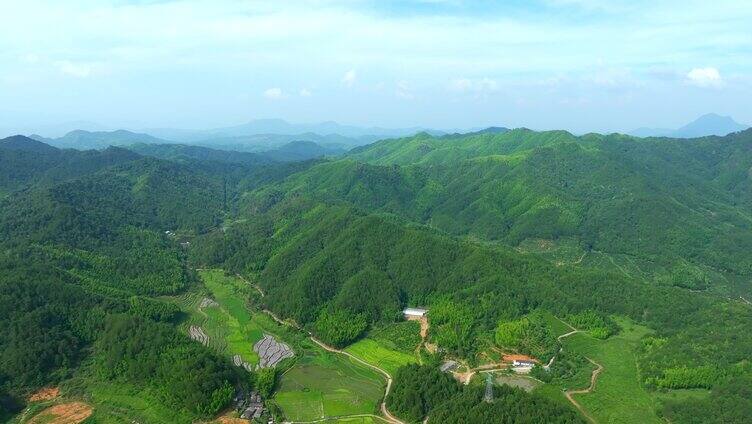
[273,339,384,422]
[345,338,417,376]
[533,383,573,408]
[539,310,573,337]
[561,317,661,424]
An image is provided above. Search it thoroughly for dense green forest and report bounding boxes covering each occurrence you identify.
[2,128,752,423]
[252,128,752,292]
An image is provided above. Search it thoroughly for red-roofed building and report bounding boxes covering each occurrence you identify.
[503,354,538,367]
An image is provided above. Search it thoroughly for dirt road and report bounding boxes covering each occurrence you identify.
[564,357,603,424]
[251,287,404,424]
[554,317,603,424]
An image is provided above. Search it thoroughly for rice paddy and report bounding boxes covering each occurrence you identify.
[183,269,295,368]
[272,339,385,422]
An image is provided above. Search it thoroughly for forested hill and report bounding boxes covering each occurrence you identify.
[249,128,752,294]
[0,135,60,153]
[0,135,143,195]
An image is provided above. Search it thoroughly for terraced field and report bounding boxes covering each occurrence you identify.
[184,270,293,368]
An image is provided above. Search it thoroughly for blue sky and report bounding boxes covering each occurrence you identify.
[1,0,750,134]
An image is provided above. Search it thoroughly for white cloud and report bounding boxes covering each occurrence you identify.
[263,87,284,99]
[449,77,499,93]
[396,80,414,99]
[342,69,357,87]
[21,53,39,64]
[686,67,723,88]
[56,61,90,78]
[299,88,312,97]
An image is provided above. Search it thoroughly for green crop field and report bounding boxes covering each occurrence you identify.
[273,339,385,422]
[562,318,661,424]
[345,338,417,376]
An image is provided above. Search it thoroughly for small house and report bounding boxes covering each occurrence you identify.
[403,307,428,318]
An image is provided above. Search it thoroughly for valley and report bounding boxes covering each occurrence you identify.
[2,127,752,424]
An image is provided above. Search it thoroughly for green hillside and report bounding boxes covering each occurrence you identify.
[251,129,752,294]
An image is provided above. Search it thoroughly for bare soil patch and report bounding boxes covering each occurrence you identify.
[28,387,59,402]
[29,401,93,424]
[215,416,250,424]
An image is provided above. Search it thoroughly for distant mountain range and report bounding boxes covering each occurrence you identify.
[630,113,749,138]
[27,129,347,160]
[11,114,750,158]
[144,118,443,143]
[31,129,166,150]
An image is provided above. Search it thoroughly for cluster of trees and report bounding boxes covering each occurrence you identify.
[531,349,591,386]
[0,253,115,400]
[565,310,619,339]
[129,296,181,322]
[386,364,584,423]
[370,321,422,353]
[313,309,368,348]
[430,385,585,423]
[386,364,461,422]
[428,300,476,358]
[661,376,752,423]
[494,313,559,362]
[95,315,244,416]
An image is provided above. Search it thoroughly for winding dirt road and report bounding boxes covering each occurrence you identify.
[554,317,603,424]
[564,357,603,424]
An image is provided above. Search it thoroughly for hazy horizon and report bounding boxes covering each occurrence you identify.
[2,1,751,134]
